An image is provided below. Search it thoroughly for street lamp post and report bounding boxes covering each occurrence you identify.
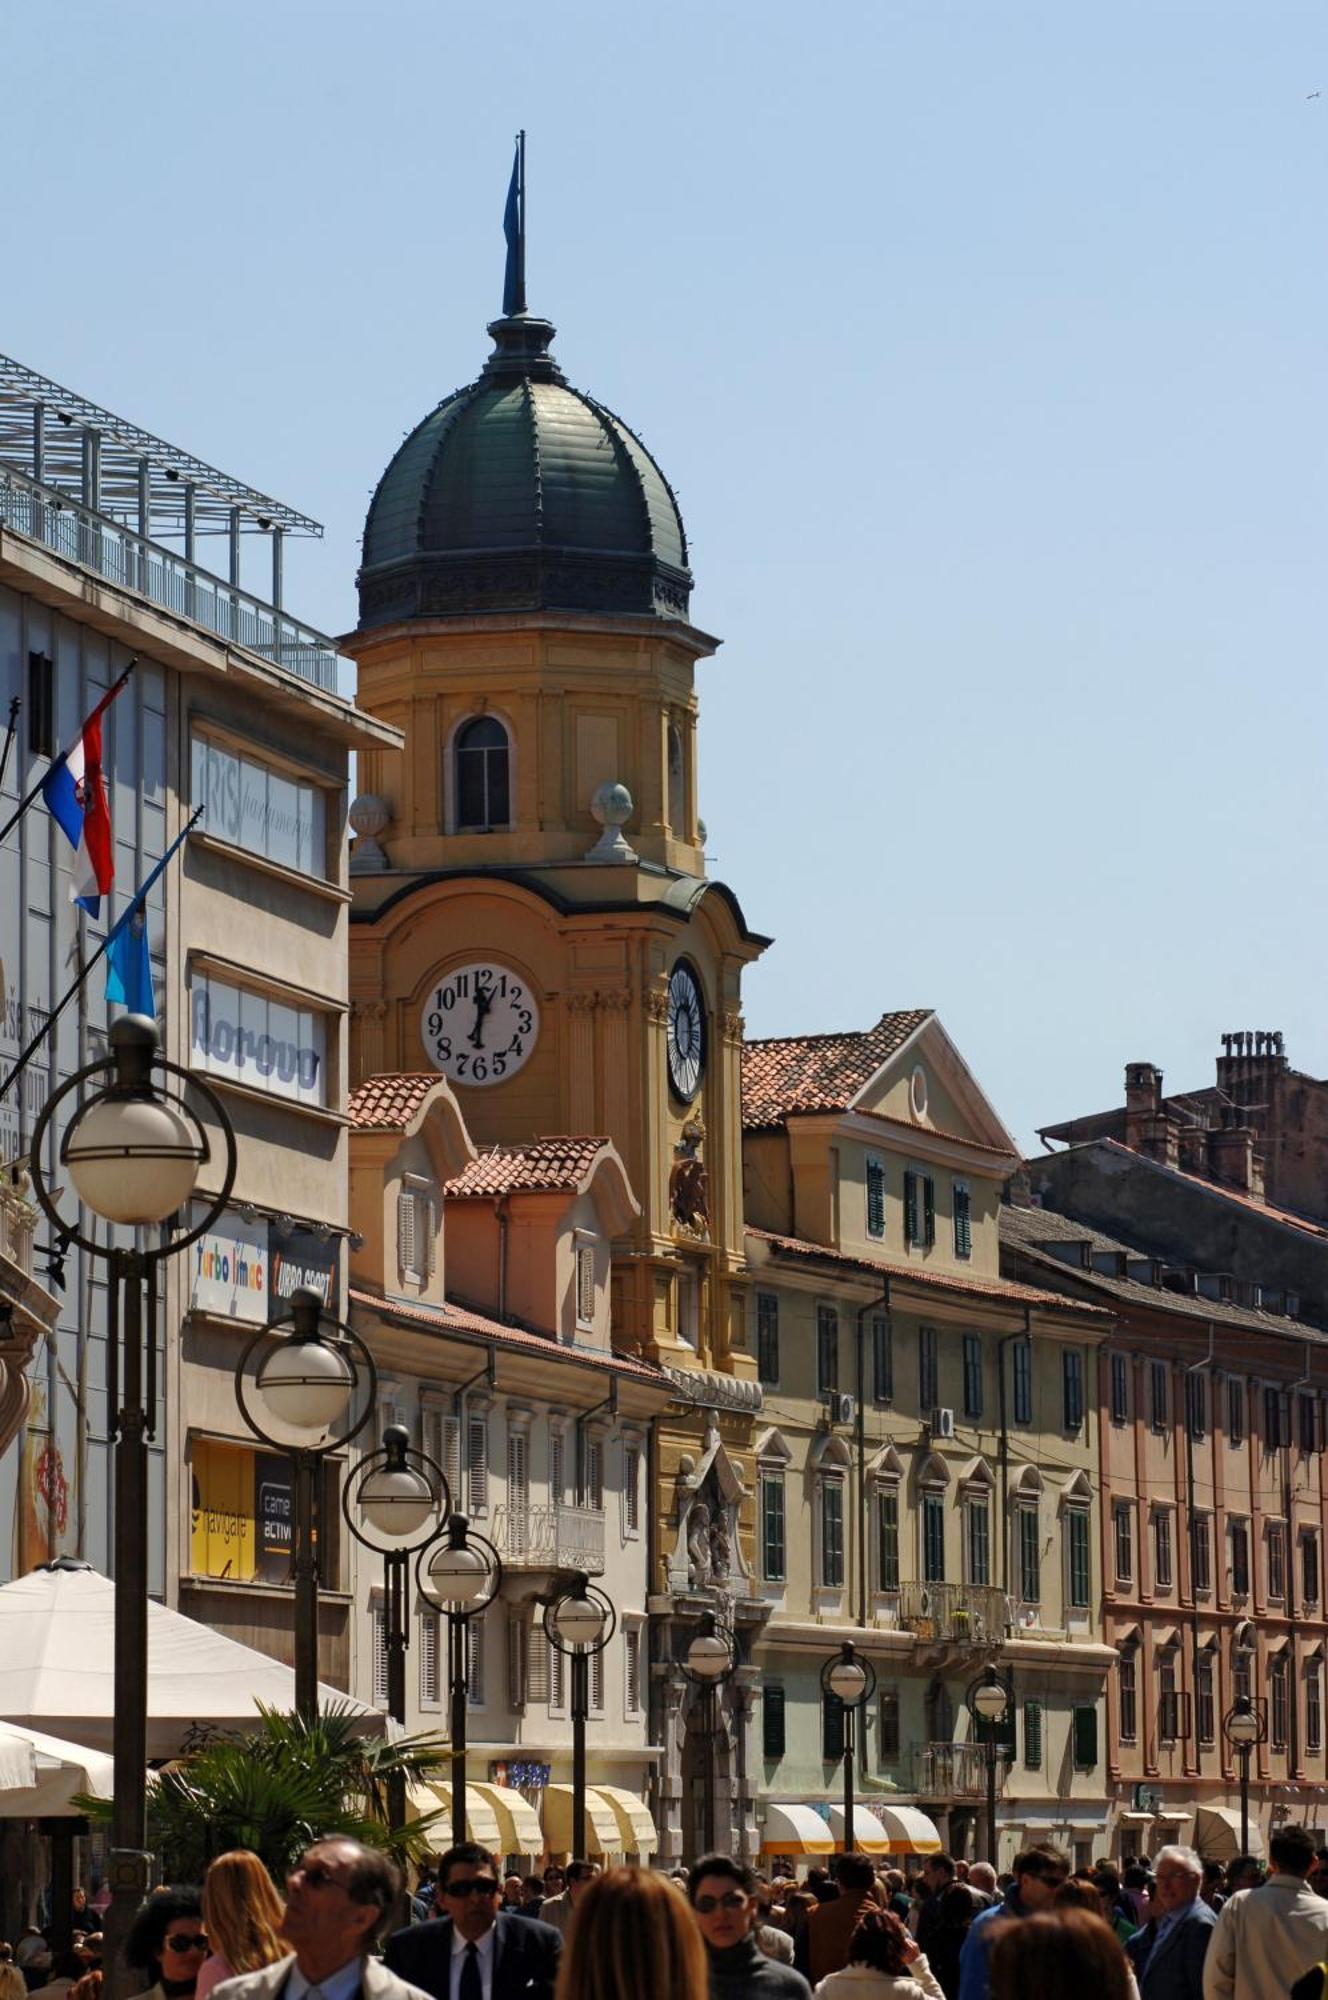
[29,1016,237,2000]
[684,1612,733,1856]
[418,1515,503,1844]
[543,1572,616,1861]
[969,1669,1011,1869]
[235,1291,377,1721]
[821,1642,876,1856]
[1223,1695,1267,1855]
[342,1424,451,1828]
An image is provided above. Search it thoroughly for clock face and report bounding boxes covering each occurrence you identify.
[666,960,706,1103]
[420,962,539,1087]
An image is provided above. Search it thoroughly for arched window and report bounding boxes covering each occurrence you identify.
[667,720,685,832]
[454,715,510,831]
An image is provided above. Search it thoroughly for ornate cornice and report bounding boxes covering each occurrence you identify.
[664,1364,763,1415]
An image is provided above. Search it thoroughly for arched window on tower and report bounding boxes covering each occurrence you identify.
[667,721,685,834]
[454,715,511,831]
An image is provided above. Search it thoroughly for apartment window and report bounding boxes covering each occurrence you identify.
[922,1492,946,1584]
[589,1645,605,1715]
[1017,1504,1040,1604]
[763,1685,786,1759]
[397,1178,435,1285]
[466,1619,485,1708]
[1073,1705,1099,1770]
[1302,1394,1321,1454]
[526,1626,550,1704]
[506,1433,530,1555]
[904,1169,936,1248]
[1067,1508,1091,1610]
[1233,1647,1252,1705]
[954,1180,973,1259]
[963,1335,983,1420]
[549,1430,566,1506]
[1303,1531,1321,1608]
[549,1638,564,1712]
[577,1434,604,1511]
[191,732,328,876]
[623,1444,641,1536]
[1113,1502,1134,1585]
[1271,1654,1289,1750]
[1023,1700,1043,1771]
[966,1499,991,1588]
[1268,1522,1288,1603]
[1264,1387,1289,1450]
[1110,1352,1129,1424]
[872,1314,893,1403]
[1153,1508,1174,1591]
[624,1626,641,1716]
[418,1607,441,1707]
[866,1154,886,1239]
[878,1686,900,1761]
[1197,1651,1216,1746]
[508,1613,528,1711]
[1012,1341,1033,1426]
[575,1243,596,1326]
[1150,1361,1169,1433]
[918,1326,938,1412]
[190,970,328,1108]
[1186,1370,1208,1441]
[1158,1654,1181,1743]
[1227,1376,1246,1446]
[1230,1518,1250,1597]
[877,1489,900,1593]
[820,1480,845,1589]
[817,1304,839,1396]
[1193,1513,1212,1595]
[760,1469,787,1583]
[822,1691,845,1761]
[1309,1664,1323,1755]
[1063,1349,1084,1431]
[1119,1649,1138,1742]
[454,714,511,830]
[466,1414,489,1515]
[27,651,54,758]
[756,1294,780,1385]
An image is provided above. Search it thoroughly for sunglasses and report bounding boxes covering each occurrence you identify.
[694,1892,747,1914]
[445,1880,500,1900]
[164,1936,209,1955]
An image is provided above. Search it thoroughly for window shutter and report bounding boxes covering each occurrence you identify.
[624,1445,641,1534]
[904,1171,918,1244]
[550,1430,565,1505]
[954,1182,972,1259]
[872,1315,893,1402]
[466,1618,484,1707]
[576,1244,596,1324]
[371,1599,389,1708]
[527,1624,550,1703]
[590,1645,605,1713]
[397,1188,418,1279]
[1023,1700,1043,1770]
[467,1415,489,1515]
[624,1627,641,1715]
[418,1607,440,1706]
[866,1157,886,1238]
[508,1431,530,1511]
[923,1176,936,1247]
[509,1614,528,1711]
[1073,1705,1099,1769]
[822,1691,845,1761]
[550,1640,564,1710]
[764,1685,786,1758]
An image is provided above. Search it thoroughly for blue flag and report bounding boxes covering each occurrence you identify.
[106,904,154,1015]
[502,135,525,316]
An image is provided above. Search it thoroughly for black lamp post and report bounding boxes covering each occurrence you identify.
[235,1291,377,1721]
[969,1668,1011,1868]
[29,1016,236,2000]
[543,1572,616,1860]
[684,1611,733,1856]
[821,1641,876,1856]
[417,1515,503,1844]
[342,1424,451,1828]
[1223,1694,1267,1855]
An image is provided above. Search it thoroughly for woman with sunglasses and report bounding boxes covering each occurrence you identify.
[124,1889,209,2000]
[197,1853,286,2000]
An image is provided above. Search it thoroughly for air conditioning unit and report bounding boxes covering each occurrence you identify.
[930,1407,956,1440]
[830,1393,856,1427]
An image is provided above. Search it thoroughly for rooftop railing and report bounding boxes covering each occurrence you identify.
[0,463,340,691]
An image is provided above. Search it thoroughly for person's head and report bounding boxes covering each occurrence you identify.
[521,1879,545,1907]
[1152,1847,1203,1917]
[502,1875,524,1905]
[1053,1880,1107,1922]
[923,1854,956,1895]
[883,1869,905,1896]
[124,1889,206,1986]
[1092,1864,1121,1898]
[1308,1850,1328,1898]
[567,1861,601,1904]
[281,1839,402,1973]
[202,1850,286,1976]
[554,1867,707,2000]
[543,1867,566,1895]
[969,1863,997,1896]
[835,1853,878,1897]
[432,1844,502,1944]
[1271,1825,1318,1879]
[940,1884,978,1932]
[1012,1845,1070,1912]
[1226,1855,1263,1893]
[833,1908,906,1975]
[687,1855,757,1952]
[71,1893,87,1914]
[1122,1864,1151,1893]
[990,1910,1131,2000]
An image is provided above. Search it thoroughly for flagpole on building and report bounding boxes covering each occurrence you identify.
[0,697,19,800]
[0,659,137,848]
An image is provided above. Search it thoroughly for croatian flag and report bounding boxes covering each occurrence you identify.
[41,676,126,917]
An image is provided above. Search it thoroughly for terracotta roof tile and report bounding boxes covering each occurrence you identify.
[348,1074,444,1132]
[348,1286,671,1383]
[746,1226,1108,1317]
[742,1011,932,1127]
[443,1136,611,1199]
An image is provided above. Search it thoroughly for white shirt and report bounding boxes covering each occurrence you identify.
[286,1958,366,2000]
[449,1923,496,2000]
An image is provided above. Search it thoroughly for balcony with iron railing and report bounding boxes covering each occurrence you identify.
[897,1581,1010,1647]
[490,1503,606,1575]
[912,1741,1003,1799]
[0,463,340,691]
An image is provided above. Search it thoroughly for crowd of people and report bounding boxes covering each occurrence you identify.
[12,1822,1328,2000]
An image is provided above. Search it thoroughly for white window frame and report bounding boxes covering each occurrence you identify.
[369,1594,389,1709]
[575,1236,596,1329]
[418,1603,442,1710]
[623,1622,643,1719]
[621,1436,642,1540]
[398,1174,436,1287]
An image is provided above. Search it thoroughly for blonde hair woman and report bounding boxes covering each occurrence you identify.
[197,1852,286,2000]
[554,1867,708,2000]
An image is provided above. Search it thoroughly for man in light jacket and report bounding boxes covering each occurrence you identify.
[213,1840,434,2000]
[1203,1824,1328,2000]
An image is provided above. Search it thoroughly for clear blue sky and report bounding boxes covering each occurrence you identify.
[4,1,1324,1150]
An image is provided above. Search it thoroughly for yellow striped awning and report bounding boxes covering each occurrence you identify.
[407,1780,504,1851]
[542,1782,623,1856]
[760,1803,835,1856]
[590,1784,657,1856]
[469,1781,545,1857]
[828,1802,892,1853]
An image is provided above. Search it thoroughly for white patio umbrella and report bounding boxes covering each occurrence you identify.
[0,1561,384,1759]
[0,1722,114,1816]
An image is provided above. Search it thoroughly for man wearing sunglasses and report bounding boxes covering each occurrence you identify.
[384,1844,561,2000]
[687,1855,811,2000]
[956,1844,1070,2000]
[212,1839,433,2000]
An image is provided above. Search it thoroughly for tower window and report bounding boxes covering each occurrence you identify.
[454,715,510,830]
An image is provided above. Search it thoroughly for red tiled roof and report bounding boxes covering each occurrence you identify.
[348,1074,444,1131]
[746,1226,1110,1317]
[442,1137,611,1199]
[742,1011,932,1127]
[348,1286,671,1384]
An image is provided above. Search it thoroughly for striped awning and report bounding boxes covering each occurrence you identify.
[407,1780,503,1851]
[543,1783,623,1856]
[760,1803,835,1856]
[827,1802,892,1854]
[867,1804,943,1856]
[469,1782,544,1857]
[591,1784,657,1856]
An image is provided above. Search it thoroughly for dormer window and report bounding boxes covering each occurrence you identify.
[454,714,511,830]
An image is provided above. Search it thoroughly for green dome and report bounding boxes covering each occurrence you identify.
[358,314,692,629]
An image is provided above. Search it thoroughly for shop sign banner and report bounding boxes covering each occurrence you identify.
[189,1204,268,1323]
[255,1453,295,1582]
[267,1215,339,1311]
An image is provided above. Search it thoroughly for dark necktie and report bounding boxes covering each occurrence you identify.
[459,1942,482,2000]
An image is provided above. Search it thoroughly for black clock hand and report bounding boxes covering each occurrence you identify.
[467,988,494,1050]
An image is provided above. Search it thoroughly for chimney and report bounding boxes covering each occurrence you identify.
[1208,1110,1257,1193]
[1178,1125,1207,1174]
[1142,1110,1180,1169]
[1124,1062,1163,1153]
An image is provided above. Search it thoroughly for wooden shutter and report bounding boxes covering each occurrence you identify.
[590,1645,605,1713]
[923,1176,936,1247]
[866,1157,886,1237]
[508,1614,528,1711]
[576,1244,596,1324]
[397,1188,418,1280]
[1023,1700,1043,1769]
[467,1617,484,1707]
[467,1414,489,1515]
[903,1171,918,1244]
[822,1691,844,1760]
[418,1607,440,1706]
[624,1627,641,1714]
[550,1430,565,1505]
[1073,1704,1099,1769]
[764,1685,786,1758]
[527,1624,550,1703]
[623,1445,640,1534]
[370,1599,389,1708]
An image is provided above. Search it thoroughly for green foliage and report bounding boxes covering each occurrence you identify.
[77,1704,450,1885]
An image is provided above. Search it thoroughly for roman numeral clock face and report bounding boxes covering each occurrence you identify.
[420,962,540,1086]
[667,960,706,1102]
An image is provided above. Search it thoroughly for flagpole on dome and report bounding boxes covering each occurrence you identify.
[502,129,527,318]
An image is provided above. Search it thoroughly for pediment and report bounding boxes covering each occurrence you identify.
[755,1426,793,1465]
[915,1449,951,1490]
[868,1441,905,1482]
[849,1014,1019,1160]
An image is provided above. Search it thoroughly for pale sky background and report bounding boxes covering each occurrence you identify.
[3,1,1323,1152]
